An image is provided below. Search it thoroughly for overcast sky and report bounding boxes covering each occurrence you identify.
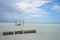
[0,0,60,23]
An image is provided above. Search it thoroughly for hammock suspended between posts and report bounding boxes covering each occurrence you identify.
[16,24,21,26]
[15,19,24,26]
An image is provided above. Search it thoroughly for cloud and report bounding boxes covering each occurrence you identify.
[51,5,60,12]
[15,0,50,10]
[0,0,51,22]
[14,0,50,19]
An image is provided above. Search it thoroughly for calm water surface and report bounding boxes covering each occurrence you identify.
[0,23,60,40]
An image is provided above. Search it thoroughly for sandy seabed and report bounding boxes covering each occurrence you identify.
[0,23,60,40]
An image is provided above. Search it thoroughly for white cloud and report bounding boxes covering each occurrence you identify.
[14,0,50,19]
[3,0,51,20]
[16,2,31,10]
[15,0,50,10]
[51,5,60,12]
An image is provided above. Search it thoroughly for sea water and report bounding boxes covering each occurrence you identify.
[0,23,60,40]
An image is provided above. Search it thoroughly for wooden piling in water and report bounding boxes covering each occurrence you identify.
[3,30,36,35]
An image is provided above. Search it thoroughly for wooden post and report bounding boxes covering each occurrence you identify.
[23,19,24,26]
[15,19,17,26]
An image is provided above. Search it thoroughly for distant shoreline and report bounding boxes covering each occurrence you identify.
[0,22,60,24]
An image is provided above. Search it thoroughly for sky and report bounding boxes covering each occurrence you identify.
[0,0,60,23]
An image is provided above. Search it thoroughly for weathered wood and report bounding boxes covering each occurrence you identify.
[15,31,22,34]
[3,32,13,35]
[3,30,36,35]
